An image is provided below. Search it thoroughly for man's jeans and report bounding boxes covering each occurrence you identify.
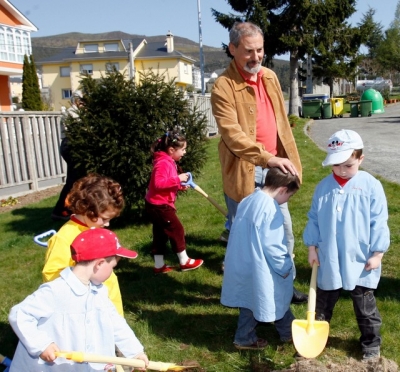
[234,307,294,345]
[224,166,296,277]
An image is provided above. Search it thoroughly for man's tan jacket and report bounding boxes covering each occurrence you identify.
[211,60,302,202]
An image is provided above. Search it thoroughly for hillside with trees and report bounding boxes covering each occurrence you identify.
[31,31,291,91]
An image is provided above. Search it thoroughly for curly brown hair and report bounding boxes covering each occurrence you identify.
[66,174,124,221]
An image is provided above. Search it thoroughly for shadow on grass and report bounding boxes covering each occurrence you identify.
[0,321,18,359]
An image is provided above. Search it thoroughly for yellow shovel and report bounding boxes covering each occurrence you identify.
[55,351,196,371]
[292,262,329,358]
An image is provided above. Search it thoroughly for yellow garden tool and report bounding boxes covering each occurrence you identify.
[55,351,197,371]
[182,172,227,216]
[292,262,330,358]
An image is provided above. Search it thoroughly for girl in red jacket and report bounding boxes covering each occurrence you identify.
[145,130,204,274]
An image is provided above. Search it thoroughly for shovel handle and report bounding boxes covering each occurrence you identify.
[182,173,227,217]
[308,262,318,313]
[55,351,178,370]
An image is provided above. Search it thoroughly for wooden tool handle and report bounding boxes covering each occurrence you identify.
[55,351,177,370]
[308,262,318,313]
[193,185,227,216]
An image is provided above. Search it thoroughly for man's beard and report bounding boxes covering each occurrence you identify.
[243,62,261,74]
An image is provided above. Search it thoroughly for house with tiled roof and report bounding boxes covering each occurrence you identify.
[0,0,37,111]
[38,31,196,110]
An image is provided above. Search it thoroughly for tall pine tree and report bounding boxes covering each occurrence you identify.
[212,0,368,113]
[22,54,42,111]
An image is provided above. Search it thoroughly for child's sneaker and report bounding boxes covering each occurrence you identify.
[180,258,203,272]
[362,350,380,361]
[153,265,175,274]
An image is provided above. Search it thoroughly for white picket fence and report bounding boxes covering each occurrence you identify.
[0,96,218,199]
[0,111,66,199]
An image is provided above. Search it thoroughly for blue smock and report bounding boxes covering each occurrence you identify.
[221,188,293,322]
[303,171,390,290]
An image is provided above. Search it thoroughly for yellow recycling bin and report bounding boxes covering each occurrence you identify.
[330,98,344,118]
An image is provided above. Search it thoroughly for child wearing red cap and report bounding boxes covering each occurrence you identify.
[9,228,148,372]
[43,174,126,316]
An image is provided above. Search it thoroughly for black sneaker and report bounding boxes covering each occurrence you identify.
[291,287,308,304]
[363,351,380,361]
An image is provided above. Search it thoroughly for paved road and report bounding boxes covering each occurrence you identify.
[305,102,400,185]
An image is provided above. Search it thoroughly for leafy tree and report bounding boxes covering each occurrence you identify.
[356,8,385,79]
[64,70,209,213]
[375,0,400,75]
[376,26,400,74]
[22,54,42,111]
[212,0,364,112]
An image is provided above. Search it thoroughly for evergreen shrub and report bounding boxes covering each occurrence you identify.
[65,70,209,212]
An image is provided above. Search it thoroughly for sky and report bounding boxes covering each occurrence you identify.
[10,0,397,50]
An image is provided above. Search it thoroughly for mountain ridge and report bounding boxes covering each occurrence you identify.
[31,31,290,88]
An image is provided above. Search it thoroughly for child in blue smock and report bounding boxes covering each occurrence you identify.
[221,168,300,350]
[9,228,149,372]
[303,129,390,361]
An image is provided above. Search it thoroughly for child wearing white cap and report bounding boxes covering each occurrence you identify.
[303,129,390,361]
[9,228,148,372]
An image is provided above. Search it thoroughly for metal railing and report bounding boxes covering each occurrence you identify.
[187,94,218,136]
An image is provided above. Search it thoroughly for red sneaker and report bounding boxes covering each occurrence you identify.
[180,258,203,272]
[153,265,175,274]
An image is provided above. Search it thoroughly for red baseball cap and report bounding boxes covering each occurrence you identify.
[71,228,138,262]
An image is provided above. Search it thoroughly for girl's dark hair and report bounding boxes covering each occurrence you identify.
[66,173,124,221]
[150,129,186,155]
[264,167,300,193]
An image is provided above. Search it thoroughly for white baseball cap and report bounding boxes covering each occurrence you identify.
[322,129,364,166]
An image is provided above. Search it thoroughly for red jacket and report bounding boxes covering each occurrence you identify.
[145,151,184,209]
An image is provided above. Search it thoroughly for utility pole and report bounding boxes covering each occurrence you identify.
[197,0,205,95]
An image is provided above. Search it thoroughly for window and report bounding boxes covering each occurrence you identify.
[184,63,188,74]
[84,44,98,53]
[104,43,118,52]
[60,66,70,77]
[0,27,31,63]
[105,62,119,72]
[62,89,72,99]
[80,64,93,74]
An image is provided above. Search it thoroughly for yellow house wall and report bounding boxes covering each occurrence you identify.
[135,58,193,87]
[41,57,129,110]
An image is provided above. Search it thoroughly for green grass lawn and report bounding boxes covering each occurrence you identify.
[1,120,399,371]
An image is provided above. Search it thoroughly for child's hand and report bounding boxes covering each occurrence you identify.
[365,252,384,271]
[131,352,149,371]
[178,173,189,183]
[308,246,319,267]
[40,342,60,363]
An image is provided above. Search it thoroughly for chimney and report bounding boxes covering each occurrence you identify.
[166,30,174,53]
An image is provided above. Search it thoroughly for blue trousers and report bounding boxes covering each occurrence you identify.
[234,307,294,345]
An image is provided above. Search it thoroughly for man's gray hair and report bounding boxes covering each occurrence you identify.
[229,21,263,47]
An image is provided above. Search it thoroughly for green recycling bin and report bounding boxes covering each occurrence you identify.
[350,101,359,118]
[360,100,372,117]
[322,102,332,119]
[302,99,322,119]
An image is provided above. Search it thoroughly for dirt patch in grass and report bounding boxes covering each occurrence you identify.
[275,356,398,372]
[0,185,62,214]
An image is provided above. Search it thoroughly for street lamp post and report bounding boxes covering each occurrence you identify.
[197,0,205,95]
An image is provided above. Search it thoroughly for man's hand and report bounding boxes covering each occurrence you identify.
[40,342,60,363]
[267,157,299,176]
